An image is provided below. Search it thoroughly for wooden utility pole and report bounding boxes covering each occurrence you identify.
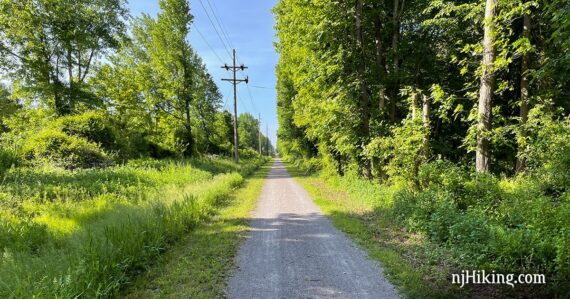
[222,49,248,163]
[266,124,269,156]
[258,113,262,155]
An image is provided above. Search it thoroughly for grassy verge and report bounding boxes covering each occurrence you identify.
[0,157,267,298]
[284,163,468,299]
[124,160,272,298]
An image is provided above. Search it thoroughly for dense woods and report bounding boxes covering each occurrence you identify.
[0,0,271,296]
[275,0,569,295]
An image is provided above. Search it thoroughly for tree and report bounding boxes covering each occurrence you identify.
[0,0,128,115]
[515,12,531,173]
[150,0,195,156]
[476,0,498,173]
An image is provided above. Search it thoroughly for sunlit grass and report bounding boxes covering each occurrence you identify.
[125,160,272,298]
[0,156,266,298]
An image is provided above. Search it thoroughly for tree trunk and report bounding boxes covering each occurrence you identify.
[185,97,193,156]
[422,94,431,158]
[516,13,531,173]
[411,90,419,120]
[356,0,372,178]
[379,88,386,111]
[476,0,497,173]
[374,16,388,117]
[388,0,403,123]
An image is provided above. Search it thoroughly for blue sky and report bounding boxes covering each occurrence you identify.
[128,0,279,147]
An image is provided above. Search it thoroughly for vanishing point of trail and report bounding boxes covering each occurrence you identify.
[227,159,399,299]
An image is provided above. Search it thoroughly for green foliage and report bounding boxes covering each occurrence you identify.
[0,0,128,115]
[0,147,19,175]
[390,159,570,293]
[0,157,265,297]
[364,118,428,183]
[22,129,110,169]
[520,105,570,192]
[0,1,272,168]
[53,112,120,153]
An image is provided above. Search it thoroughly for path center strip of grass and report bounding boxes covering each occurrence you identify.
[125,161,272,298]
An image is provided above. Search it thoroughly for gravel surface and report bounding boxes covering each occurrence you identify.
[226,159,399,299]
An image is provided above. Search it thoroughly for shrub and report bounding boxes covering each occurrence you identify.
[448,211,490,254]
[22,129,110,169]
[418,160,468,194]
[427,196,460,243]
[239,147,261,160]
[0,147,19,175]
[147,140,178,159]
[521,106,570,194]
[364,118,428,184]
[554,229,570,289]
[53,112,120,153]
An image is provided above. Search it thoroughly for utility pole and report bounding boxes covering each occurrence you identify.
[222,49,248,164]
[258,113,262,156]
[266,124,269,157]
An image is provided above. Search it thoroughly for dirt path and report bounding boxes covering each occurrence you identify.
[226,159,399,299]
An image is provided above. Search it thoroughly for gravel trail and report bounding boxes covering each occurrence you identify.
[226,159,399,299]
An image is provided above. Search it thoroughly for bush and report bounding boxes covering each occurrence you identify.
[53,112,120,153]
[522,106,570,194]
[239,147,261,160]
[0,147,19,175]
[426,195,460,243]
[364,118,428,184]
[147,140,178,159]
[22,129,110,169]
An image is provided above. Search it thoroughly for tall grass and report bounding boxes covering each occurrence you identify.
[0,157,265,298]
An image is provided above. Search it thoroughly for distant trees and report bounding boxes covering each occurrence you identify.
[275,0,569,178]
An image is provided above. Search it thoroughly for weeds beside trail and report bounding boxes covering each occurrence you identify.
[125,160,272,298]
[285,162,567,298]
[0,157,266,298]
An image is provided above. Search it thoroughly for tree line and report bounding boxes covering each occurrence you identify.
[274,1,569,294]
[274,0,569,179]
[0,0,272,170]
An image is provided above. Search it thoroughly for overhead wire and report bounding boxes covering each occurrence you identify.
[205,0,235,50]
[195,0,261,129]
[250,85,274,90]
[197,0,233,60]
[200,0,257,116]
[192,24,225,65]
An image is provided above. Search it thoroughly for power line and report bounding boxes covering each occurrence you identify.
[236,88,252,113]
[250,85,274,90]
[245,83,258,114]
[192,24,224,64]
[204,0,234,50]
[221,49,249,164]
[200,0,258,117]
[222,84,231,110]
[197,0,232,59]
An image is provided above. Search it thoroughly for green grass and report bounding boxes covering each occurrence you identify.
[0,157,267,298]
[284,163,468,299]
[124,160,272,298]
